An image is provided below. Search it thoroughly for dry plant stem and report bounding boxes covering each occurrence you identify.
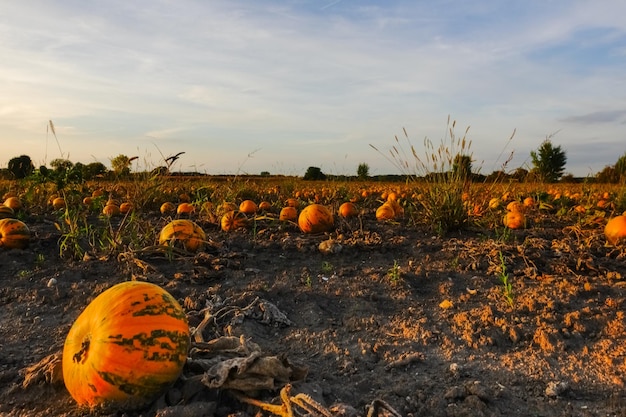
[231,384,332,417]
[366,399,404,417]
[192,309,214,343]
[232,384,402,417]
[192,296,261,342]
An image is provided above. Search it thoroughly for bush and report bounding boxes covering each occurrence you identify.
[303,166,326,180]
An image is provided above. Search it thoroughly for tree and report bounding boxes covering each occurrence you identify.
[7,155,34,179]
[303,166,326,180]
[511,167,529,182]
[357,163,370,180]
[67,162,84,183]
[596,166,617,183]
[84,162,107,180]
[530,139,567,183]
[50,158,73,173]
[452,154,472,180]
[110,154,132,177]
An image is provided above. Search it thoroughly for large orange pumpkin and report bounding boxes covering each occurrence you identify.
[176,202,195,215]
[159,219,206,252]
[3,196,22,211]
[102,203,120,217]
[221,210,248,231]
[506,201,524,213]
[375,203,396,221]
[0,218,30,249]
[279,206,298,222]
[338,202,358,218]
[0,204,14,219]
[605,215,626,245]
[375,200,403,221]
[62,281,190,410]
[298,204,334,234]
[239,200,258,214]
[503,210,525,229]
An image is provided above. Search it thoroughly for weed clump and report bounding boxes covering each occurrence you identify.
[372,116,474,236]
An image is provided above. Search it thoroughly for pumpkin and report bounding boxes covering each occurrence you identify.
[83,196,94,206]
[488,197,501,209]
[375,203,396,221]
[258,201,272,211]
[523,197,535,208]
[3,196,22,211]
[0,204,14,219]
[0,218,30,249]
[279,206,298,222]
[92,189,105,198]
[102,204,120,217]
[160,202,176,215]
[574,205,587,214]
[159,219,206,252]
[605,215,626,245]
[239,200,258,214]
[298,204,334,234]
[47,194,59,206]
[376,199,403,221]
[52,197,66,211]
[506,201,524,213]
[118,202,132,214]
[176,203,195,215]
[221,210,248,232]
[285,198,299,208]
[338,202,358,218]
[503,210,525,229]
[388,199,404,217]
[62,281,190,410]
[217,202,238,215]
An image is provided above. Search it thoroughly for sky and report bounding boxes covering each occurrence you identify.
[1,0,626,177]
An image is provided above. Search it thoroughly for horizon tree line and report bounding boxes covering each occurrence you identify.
[2,140,626,183]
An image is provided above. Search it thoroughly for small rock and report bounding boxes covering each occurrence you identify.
[46,278,57,287]
[465,381,492,402]
[449,363,460,375]
[444,385,467,400]
[319,239,342,254]
[545,381,569,397]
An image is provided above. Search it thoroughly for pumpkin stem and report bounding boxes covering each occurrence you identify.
[73,338,90,364]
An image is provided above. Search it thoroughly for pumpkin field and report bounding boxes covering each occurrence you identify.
[1,175,626,417]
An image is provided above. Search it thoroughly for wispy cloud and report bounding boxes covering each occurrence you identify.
[560,110,626,124]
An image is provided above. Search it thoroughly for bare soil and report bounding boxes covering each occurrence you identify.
[2,211,626,417]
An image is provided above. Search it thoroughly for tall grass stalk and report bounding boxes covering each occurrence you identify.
[371,116,474,235]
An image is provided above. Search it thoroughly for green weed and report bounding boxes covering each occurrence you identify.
[387,260,402,284]
[498,251,514,308]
